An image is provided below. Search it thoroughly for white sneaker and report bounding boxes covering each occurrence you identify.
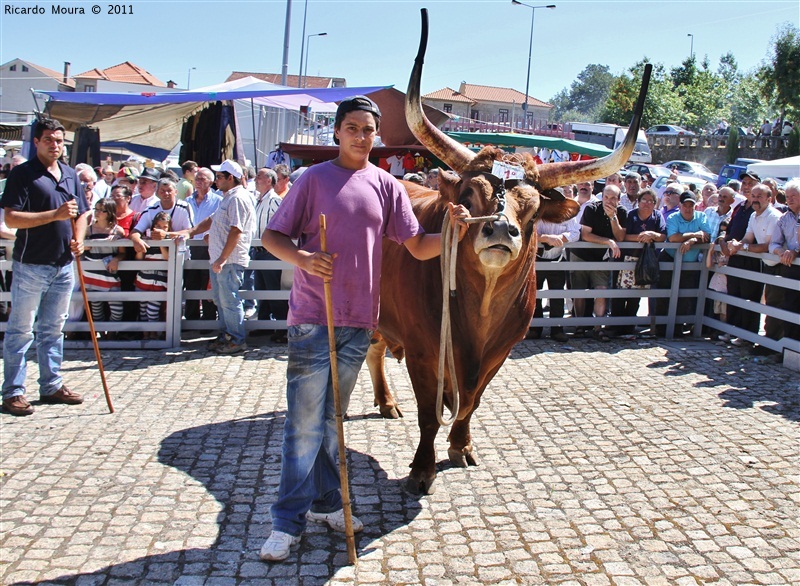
[259,530,300,562]
[244,307,257,320]
[731,337,750,347]
[306,508,363,533]
[718,333,733,342]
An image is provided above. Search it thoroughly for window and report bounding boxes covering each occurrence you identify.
[9,65,16,71]
[443,103,452,113]
[83,85,96,92]
[499,109,509,122]
[471,110,480,120]
[21,65,28,72]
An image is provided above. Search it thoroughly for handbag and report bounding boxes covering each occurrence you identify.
[634,242,660,286]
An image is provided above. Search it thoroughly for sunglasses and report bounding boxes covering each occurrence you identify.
[664,190,680,195]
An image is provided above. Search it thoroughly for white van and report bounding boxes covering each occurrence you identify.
[569,122,652,164]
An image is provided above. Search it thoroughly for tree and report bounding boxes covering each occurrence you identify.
[759,23,800,122]
[600,60,683,129]
[549,64,614,122]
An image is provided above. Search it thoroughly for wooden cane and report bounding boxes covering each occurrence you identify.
[71,218,115,414]
[319,213,357,565]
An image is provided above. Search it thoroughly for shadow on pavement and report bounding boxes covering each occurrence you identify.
[11,412,421,585]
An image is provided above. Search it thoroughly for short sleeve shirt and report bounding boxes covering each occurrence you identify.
[0,157,88,266]
[208,186,255,267]
[267,161,423,329]
[578,200,627,262]
[666,211,710,261]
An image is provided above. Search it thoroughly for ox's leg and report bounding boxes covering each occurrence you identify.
[447,409,479,468]
[365,334,403,419]
[406,362,442,495]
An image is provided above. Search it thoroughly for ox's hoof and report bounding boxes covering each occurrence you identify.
[448,447,479,468]
[405,473,436,495]
[379,404,403,419]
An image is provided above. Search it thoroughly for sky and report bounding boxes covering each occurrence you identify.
[1,0,798,105]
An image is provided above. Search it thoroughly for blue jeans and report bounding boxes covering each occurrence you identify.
[242,248,257,312]
[3,261,74,400]
[270,324,371,536]
[209,263,245,345]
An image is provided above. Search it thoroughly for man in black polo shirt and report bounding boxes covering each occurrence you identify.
[1,118,90,416]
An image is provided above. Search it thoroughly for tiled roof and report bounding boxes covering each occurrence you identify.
[4,59,75,88]
[422,87,475,104]
[73,61,166,87]
[226,71,339,89]
[459,83,551,108]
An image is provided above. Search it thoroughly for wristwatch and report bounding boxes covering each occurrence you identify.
[743,243,749,252]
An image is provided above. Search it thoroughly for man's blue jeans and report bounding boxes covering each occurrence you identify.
[3,261,74,400]
[209,263,246,345]
[270,324,371,536]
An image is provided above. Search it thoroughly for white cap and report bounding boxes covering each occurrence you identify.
[211,159,243,179]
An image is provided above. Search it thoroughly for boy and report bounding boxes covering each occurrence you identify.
[260,96,468,561]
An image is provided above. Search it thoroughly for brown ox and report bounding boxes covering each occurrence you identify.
[367,9,651,494]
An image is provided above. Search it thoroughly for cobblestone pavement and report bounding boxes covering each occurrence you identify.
[1,336,798,585]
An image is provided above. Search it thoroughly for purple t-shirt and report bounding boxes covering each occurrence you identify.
[267,161,423,329]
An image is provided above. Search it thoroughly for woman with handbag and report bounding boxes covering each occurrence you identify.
[611,188,666,337]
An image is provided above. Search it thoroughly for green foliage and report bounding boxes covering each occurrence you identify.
[759,23,800,121]
[726,127,740,163]
[549,64,614,122]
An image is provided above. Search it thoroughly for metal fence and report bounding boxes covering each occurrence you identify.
[1,239,798,359]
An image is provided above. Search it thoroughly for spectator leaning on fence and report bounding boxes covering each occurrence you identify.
[704,186,736,241]
[528,191,580,343]
[722,183,783,350]
[129,167,161,217]
[655,192,710,337]
[723,172,760,340]
[610,188,666,337]
[767,179,800,341]
[620,172,641,212]
[571,184,627,341]
[660,182,683,222]
[129,178,194,256]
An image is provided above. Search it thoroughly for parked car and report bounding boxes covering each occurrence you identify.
[646,125,695,137]
[716,159,764,187]
[661,160,719,184]
[712,126,755,138]
[625,163,672,181]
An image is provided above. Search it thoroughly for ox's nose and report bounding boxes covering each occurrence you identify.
[481,217,519,238]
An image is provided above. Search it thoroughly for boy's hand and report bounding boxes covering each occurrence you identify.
[299,250,336,281]
[448,202,471,241]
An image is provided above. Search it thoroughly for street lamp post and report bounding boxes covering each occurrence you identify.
[298,0,309,87]
[302,32,327,88]
[687,33,694,60]
[187,66,196,90]
[512,1,555,129]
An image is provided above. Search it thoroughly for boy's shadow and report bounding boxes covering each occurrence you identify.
[16,412,421,585]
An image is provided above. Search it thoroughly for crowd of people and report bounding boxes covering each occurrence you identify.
[529,169,800,355]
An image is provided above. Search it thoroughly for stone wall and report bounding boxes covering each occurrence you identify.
[649,135,789,170]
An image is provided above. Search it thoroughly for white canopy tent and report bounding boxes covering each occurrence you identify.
[747,155,800,180]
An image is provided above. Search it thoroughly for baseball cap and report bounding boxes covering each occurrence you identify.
[333,95,381,145]
[680,192,697,205]
[211,159,243,179]
[117,167,140,181]
[739,171,760,182]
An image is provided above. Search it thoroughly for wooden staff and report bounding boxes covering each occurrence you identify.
[319,213,357,565]
[72,218,114,414]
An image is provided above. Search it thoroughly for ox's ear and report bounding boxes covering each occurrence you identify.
[538,198,580,224]
[435,169,460,204]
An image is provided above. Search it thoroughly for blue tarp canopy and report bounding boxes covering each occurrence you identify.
[40,82,391,161]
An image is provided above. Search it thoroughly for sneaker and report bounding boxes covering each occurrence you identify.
[216,340,247,355]
[244,307,257,320]
[259,530,300,562]
[718,333,733,343]
[40,386,83,405]
[306,508,363,533]
[2,395,34,416]
[731,337,751,347]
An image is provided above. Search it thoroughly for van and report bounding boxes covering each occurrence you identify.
[716,159,763,187]
[569,122,652,163]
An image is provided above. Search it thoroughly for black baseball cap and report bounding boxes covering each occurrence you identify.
[679,192,697,205]
[739,171,760,182]
[333,95,381,145]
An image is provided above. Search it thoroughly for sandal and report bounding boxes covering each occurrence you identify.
[590,329,610,342]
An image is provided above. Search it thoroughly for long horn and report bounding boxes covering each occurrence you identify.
[406,9,475,174]
[537,64,653,190]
